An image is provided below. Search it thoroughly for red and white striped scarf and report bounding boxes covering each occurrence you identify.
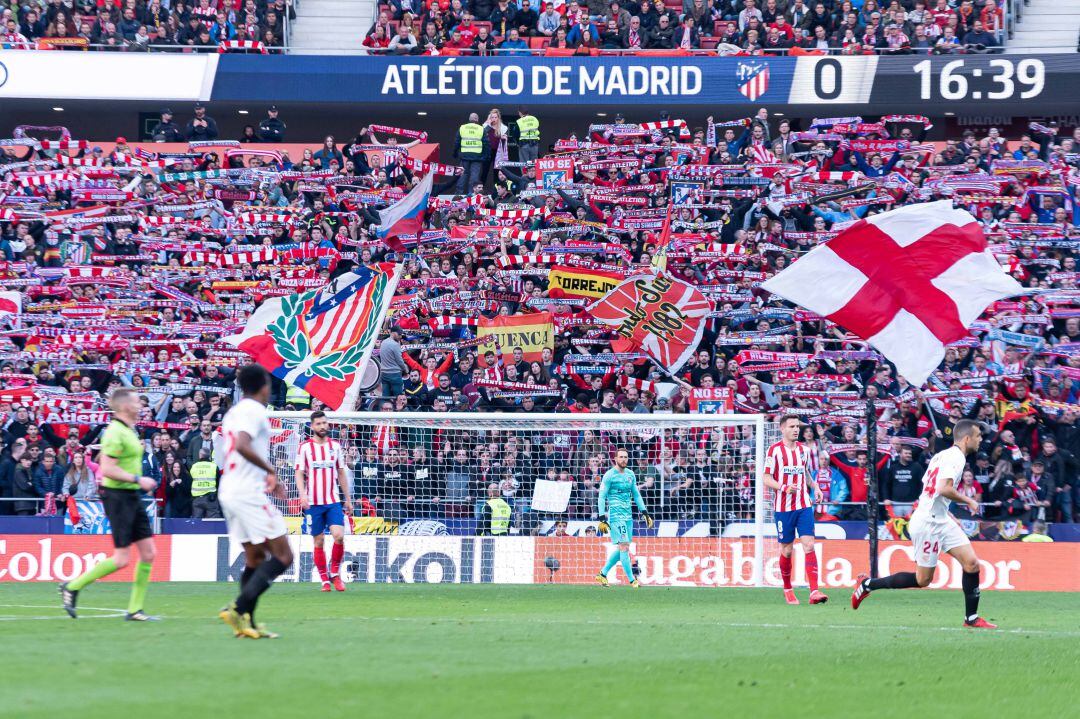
[37,140,88,152]
[218,39,267,53]
[640,119,691,140]
[232,212,295,225]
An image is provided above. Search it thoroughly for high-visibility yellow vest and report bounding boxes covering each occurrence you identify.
[190,461,218,497]
[517,115,540,142]
[459,123,485,158]
[1021,533,1053,542]
[285,384,311,408]
[486,498,511,535]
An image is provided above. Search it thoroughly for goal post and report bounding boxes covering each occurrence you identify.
[266,411,779,587]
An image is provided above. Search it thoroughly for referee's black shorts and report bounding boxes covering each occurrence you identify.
[101,488,154,548]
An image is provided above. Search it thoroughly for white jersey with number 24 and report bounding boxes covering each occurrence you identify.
[910,446,967,525]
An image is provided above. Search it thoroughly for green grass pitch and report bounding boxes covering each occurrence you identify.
[1,583,1074,719]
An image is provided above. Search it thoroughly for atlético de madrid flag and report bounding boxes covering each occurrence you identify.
[761,200,1022,386]
[225,263,402,410]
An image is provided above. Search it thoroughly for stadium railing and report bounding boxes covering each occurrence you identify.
[2,37,1014,56]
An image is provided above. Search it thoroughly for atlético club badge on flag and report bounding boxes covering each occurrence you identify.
[737,61,769,102]
[225,263,402,410]
[761,200,1023,387]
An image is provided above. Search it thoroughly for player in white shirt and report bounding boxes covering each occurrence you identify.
[851,420,997,629]
[294,410,352,592]
[218,365,294,639]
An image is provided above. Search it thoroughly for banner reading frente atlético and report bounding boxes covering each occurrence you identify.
[587,272,712,373]
[476,311,554,367]
[548,265,625,299]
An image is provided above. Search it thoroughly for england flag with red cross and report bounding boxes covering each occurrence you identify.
[736,61,769,102]
[761,200,1023,386]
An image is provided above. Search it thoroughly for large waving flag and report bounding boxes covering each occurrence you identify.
[0,291,22,318]
[761,200,1022,386]
[225,263,402,410]
[588,272,712,373]
[375,172,433,252]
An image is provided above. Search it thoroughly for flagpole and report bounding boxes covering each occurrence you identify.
[865,397,880,579]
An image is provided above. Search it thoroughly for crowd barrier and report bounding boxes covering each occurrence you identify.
[3,51,1080,114]
[1,535,1075,590]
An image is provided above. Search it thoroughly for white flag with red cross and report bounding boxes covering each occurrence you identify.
[761,200,1023,387]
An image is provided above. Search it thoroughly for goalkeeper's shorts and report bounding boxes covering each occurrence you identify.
[609,517,633,545]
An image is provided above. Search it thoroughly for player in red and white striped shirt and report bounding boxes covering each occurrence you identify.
[763,414,826,606]
[294,411,352,592]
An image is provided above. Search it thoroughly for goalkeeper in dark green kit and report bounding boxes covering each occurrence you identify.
[595,449,652,587]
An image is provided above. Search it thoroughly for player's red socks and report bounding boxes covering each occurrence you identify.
[313,546,330,584]
[805,551,819,592]
[779,554,793,590]
[330,542,344,577]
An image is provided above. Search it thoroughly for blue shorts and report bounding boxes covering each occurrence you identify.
[775,507,815,544]
[304,502,345,536]
[609,517,633,545]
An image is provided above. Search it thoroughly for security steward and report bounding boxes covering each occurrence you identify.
[190,447,222,519]
[513,107,540,164]
[454,112,488,194]
[479,482,512,536]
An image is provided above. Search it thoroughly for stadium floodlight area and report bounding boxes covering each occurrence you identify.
[268,412,779,587]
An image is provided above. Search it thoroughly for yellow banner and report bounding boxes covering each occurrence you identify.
[285,515,400,535]
[548,266,624,299]
[477,312,554,366]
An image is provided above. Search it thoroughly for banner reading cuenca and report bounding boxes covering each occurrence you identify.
[476,312,554,367]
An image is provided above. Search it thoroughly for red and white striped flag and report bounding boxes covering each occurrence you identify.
[761,200,1023,386]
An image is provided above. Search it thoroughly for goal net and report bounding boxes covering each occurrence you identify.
[267,412,780,587]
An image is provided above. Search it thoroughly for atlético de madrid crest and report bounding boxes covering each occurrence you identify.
[736,61,769,102]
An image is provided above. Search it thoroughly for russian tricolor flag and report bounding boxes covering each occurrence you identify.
[375,172,433,253]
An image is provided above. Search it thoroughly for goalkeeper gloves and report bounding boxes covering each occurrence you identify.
[641,511,654,529]
[597,516,609,535]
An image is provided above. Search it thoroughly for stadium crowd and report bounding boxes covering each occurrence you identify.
[0,107,1076,532]
[363,0,1006,54]
[0,0,295,50]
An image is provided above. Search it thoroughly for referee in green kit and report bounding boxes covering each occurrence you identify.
[60,388,160,621]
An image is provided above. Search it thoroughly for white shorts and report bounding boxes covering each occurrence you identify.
[908,515,970,568]
[219,492,287,545]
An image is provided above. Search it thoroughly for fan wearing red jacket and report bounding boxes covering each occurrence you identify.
[831,448,890,515]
